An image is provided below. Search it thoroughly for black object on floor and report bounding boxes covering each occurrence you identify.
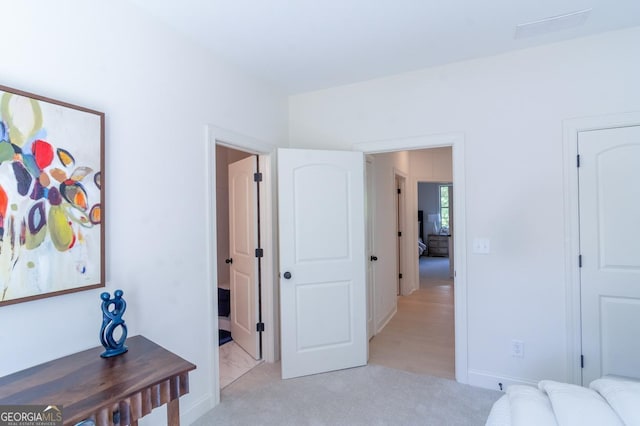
[219,330,232,346]
[218,288,231,317]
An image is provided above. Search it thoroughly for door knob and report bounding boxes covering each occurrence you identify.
[283,271,292,279]
[370,255,378,261]
[225,258,233,264]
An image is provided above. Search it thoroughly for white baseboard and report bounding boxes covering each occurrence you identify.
[181,393,216,425]
[467,369,538,392]
[375,306,397,334]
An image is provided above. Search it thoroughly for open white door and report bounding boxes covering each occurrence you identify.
[579,125,640,383]
[228,155,260,360]
[278,148,366,379]
[365,156,376,341]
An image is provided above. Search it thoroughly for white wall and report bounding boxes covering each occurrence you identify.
[409,147,452,184]
[0,1,288,424]
[417,183,439,216]
[418,183,439,236]
[415,146,453,237]
[289,27,640,388]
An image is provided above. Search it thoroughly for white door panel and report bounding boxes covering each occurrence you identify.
[293,165,350,261]
[229,156,260,359]
[600,297,640,378]
[579,125,640,383]
[366,156,375,341]
[279,148,366,379]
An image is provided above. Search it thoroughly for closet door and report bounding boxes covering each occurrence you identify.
[228,156,260,359]
[579,125,640,383]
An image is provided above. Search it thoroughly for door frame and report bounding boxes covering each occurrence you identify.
[205,125,277,405]
[562,111,640,385]
[394,171,409,295]
[353,132,468,384]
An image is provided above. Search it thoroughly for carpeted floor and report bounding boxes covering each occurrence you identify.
[193,362,501,425]
[419,256,452,288]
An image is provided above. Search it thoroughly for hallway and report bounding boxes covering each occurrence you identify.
[369,257,455,379]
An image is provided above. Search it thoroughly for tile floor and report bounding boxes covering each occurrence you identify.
[219,340,262,388]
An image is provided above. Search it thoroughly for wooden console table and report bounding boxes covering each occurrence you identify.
[0,335,196,426]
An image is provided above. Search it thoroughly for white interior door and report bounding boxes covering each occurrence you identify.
[278,148,367,379]
[228,156,260,359]
[366,156,376,341]
[395,175,405,295]
[579,125,640,384]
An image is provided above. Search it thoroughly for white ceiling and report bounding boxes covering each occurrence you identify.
[128,0,640,94]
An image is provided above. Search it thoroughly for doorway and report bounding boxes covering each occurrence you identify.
[215,144,262,388]
[206,125,278,407]
[206,128,467,409]
[367,147,457,380]
[418,182,453,288]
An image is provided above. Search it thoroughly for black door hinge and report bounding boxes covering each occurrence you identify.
[579,255,582,268]
[577,155,581,168]
[256,322,265,332]
[254,172,263,182]
[255,248,264,258]
[399,273,403,279]
[397,188,401,194]
[581,355,584,368]
[398,231,402,237]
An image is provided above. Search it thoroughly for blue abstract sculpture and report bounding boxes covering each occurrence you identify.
[99,289,128,358]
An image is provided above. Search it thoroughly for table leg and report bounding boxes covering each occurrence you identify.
[167,399,180,426]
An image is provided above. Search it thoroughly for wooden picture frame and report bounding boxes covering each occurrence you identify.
[0,84,105,306]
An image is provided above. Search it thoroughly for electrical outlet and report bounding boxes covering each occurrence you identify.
[511,340,524,358]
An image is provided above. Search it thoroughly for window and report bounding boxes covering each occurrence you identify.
[439,185,451,232]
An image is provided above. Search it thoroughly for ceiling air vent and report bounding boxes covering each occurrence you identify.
[515,8,591,39]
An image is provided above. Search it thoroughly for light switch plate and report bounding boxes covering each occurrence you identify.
[473,238,490,254]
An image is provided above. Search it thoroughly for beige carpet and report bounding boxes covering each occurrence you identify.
[193,361,500,425]
[194,257,496,425]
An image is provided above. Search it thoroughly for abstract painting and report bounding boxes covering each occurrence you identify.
[0,85,104,306]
